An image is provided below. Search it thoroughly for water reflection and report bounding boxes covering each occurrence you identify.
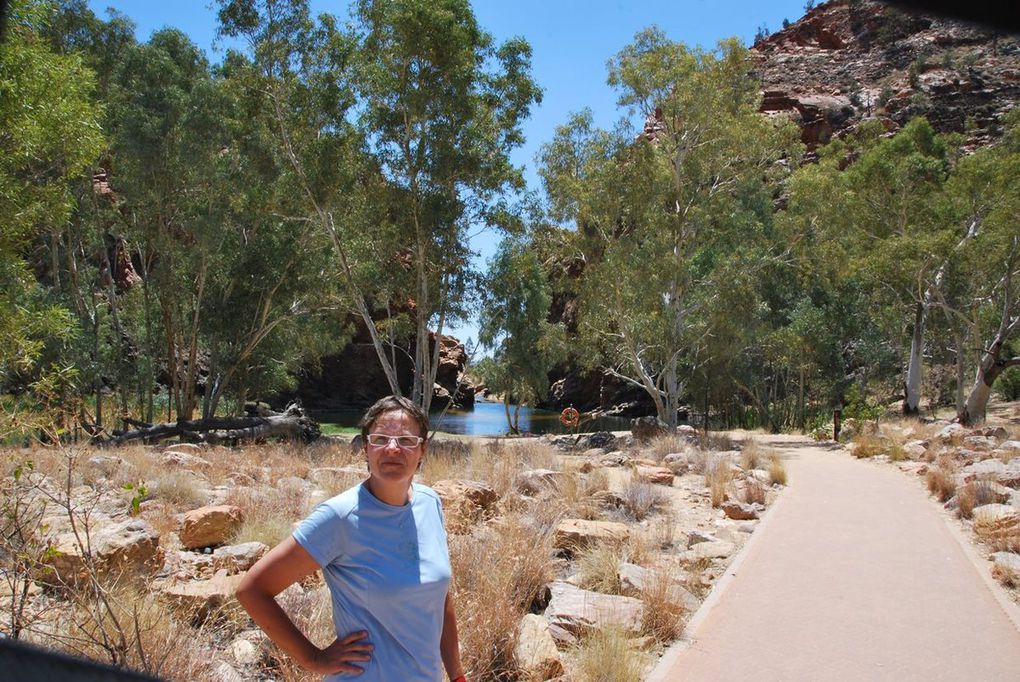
[313,400,631,437]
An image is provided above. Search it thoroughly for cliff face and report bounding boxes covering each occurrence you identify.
[755,0,1019,154]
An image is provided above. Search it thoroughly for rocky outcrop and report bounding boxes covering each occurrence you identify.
[543,581,643,643]
[290,333,474,410]
[553,519,631,554]
[754,0,1020,154]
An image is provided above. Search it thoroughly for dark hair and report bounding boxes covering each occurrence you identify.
[359,395,429,442]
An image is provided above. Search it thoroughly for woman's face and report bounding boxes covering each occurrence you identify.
[364,409,426,487]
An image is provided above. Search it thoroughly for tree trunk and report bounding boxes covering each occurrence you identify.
[903,302,926,416]
[958,341,1020,425]
[109,403,320,445]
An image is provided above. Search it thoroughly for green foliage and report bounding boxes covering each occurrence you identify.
[121,480,149,516]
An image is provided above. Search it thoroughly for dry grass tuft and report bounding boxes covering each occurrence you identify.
[700,431,734,452]
[926,467,957,503]
[704,459,731,508]
[957,480,1000,520]
[740,440,764,471]
[640,567,686,643]
[577,543,623,594]
[225,484,310,547]
[850,432,890,458]
[768,453,787,486]
[449,513,554,680]
[992,563,1020,589]
[973,516,1020,554]
[268,585,336,682]
[618,480,666,522]
[151,471,208,511]
[643,433,690,462]
[573,626,642,682]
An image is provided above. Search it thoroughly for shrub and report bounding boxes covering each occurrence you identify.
[973,515,1020,554]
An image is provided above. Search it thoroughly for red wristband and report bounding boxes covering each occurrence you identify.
[452,676,467,682]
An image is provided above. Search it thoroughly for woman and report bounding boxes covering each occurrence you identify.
[236,395,466,681]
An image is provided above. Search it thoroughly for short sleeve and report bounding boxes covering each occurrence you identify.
[292,501,346,568]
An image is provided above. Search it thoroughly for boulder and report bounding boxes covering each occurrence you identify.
[687,530,721,546]
[516,614,564,679]
[515,469,565,495]
[44,519,162,585]
[972,504,1020,526]
[721,501,763,521]
[553,519,630,554]
[682,541,736,561]
[960,459,1020,488]
[544,581,643,643]
[903,440,928,458]
[591,490,626,510]
[631,416,669,443]
[599,452,630,467]
[634,465,674,486]
[981,426,1010,441]
[212,542,269,574]
[159,571,245,623]
[963,435,997,450]
[936,423,966,442]
[180,505,245,550]
[431,480,498,534]
[991,552,1020,573]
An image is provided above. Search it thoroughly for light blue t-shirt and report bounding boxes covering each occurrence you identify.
[293,482,451,681]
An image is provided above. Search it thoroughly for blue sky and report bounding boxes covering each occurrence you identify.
[86,0,809,350]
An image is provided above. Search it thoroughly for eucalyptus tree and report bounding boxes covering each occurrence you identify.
[946,111,1020,424]
[353,0,542,412]
[540,32,800,427]
[478,235,566,434]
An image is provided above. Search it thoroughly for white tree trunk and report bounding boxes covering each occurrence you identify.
[903,302,926,415]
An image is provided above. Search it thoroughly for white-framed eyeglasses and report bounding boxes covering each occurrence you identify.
[366,434,424,449]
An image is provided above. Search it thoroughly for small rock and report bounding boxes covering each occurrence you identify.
[159,571,245,623]
[634,465,674,486]
[599,452,630,467]
[936,423,966,442]
[214,661,245,682]
[230,638,259,667]
[515,469,565,495]
[212,542,269,574]
[721,501,762,521]
[161,451,212,471]
[902,440,928,458]
[576,432,618,451]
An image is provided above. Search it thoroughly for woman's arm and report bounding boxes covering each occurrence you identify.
[440,590,465,681]
[235,536,372,675]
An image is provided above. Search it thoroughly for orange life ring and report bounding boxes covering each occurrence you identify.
[560,407,580,428]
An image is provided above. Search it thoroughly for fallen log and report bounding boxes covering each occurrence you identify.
[105,403,320,445]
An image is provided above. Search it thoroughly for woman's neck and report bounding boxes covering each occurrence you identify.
[365,478,413,506]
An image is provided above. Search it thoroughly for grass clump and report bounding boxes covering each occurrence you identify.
[704,459,731,508]
[577,543,623,594]
[640,568,686,644]
[573,626,642,682]
[973,514,1020,553]
[926,467,956,503]
[449,513,553,680]
[957,480,1000,520]
[619,480,666,521]
[768,453,787,485]
[740,440,764,471]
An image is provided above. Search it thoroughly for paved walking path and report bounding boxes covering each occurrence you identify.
[647,435,1020,681]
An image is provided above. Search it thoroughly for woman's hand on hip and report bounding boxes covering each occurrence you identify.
[304,630,373,675]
